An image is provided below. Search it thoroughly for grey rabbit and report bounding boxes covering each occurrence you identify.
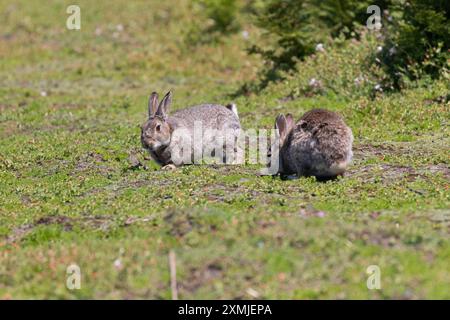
[272,109,353,180]
[141,91,241,169]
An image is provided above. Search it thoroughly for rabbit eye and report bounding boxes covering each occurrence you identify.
[156,124,161,132]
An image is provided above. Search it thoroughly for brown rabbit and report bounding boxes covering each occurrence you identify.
[273,109,353,180]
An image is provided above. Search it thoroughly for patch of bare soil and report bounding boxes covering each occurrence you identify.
[4,214,129,244]
[353,143,394,160]
[429,210,450,229]
[349,229,401,248]
[0,120,20,137]
[164,210,195,237]
[73,152,113,176]
[6,216,73,244]
[179,262,223,294]
[0,104,17,112]
[347,163,449,183]
[419,164,450,178]
[350,143,449,182]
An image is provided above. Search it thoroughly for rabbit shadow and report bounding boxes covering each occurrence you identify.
[276,173,341,183]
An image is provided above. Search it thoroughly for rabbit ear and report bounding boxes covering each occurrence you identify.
[275,114,287,140]
[285,113,294,132]
[148,92,159,118]
[156,91,172,118]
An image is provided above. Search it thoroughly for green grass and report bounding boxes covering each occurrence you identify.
[0,0,449,299]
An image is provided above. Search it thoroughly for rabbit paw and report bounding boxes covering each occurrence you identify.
[162,164,177,171]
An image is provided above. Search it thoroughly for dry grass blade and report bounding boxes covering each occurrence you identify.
[169,249,178,300]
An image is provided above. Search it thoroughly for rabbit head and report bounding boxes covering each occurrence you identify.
[141,91,173,152]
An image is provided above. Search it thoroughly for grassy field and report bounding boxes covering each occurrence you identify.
[0,0,449,299]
